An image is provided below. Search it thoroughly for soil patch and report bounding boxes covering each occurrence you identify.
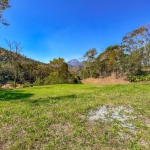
[1,84,21,89]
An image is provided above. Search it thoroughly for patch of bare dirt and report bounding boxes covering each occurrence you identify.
[82,73,129,85]
[1,84,13,89]
[1,84,21,89]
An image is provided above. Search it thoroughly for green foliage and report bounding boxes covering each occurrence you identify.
[33,78,43,86]
[81,25,150,80]
[1,24,150,85]
[46,57,69,84]
[68,74,81,84]
[82,48,98,78]
[0,83,3,87]
[22,81,33,87]
[0,0,11,26]
[127,71,150,82]
[81,45,125,78]
[0,47,50,85]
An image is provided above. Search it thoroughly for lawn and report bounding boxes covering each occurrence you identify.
[0,84,150,149]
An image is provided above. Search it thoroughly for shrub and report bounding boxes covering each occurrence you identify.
[33,78,44,86]
[22,82,33,88]
[127,73,150,82]
[0,83,3,88]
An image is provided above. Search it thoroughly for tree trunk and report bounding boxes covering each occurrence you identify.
[14,69,17,88]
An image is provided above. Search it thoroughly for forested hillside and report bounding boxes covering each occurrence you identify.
[0,47,80,87]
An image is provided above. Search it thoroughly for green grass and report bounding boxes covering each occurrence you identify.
[0,84,150,149]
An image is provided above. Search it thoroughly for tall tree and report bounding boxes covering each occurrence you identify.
[0,0,11,26]
[95,45,124,77]
[121,25,150,72]
[47,58,69,84]
[83,48,98,78]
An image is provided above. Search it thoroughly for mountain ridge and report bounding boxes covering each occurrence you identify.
[67,59,84,67]
[67,59,84,73]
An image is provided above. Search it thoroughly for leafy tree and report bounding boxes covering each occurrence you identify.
[104,45,123,74]
[0,63,13,84]
[121,25,150,71]
[0,0,11,26]
[118,53,129,73]
[122,26,149,52]
[95,45,124,77]
[46,58,69,84]
[20,62,38,83]
[83,48,98,78]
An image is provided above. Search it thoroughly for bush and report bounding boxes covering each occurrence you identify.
[33,78,44,86]
[127,73,150,82]
[0,83,3,88]
[22,82,33,88]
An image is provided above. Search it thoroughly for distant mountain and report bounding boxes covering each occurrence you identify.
[67,59,80,67]
[67,59,84,73]
[67,64,74,69]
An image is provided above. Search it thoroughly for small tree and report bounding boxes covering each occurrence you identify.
[48,58,69,84]
[83,48,98,78]
[6,40,23,88]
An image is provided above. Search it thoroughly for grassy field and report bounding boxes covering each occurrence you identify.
[0,83,150,149]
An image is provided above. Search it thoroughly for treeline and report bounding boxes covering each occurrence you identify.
[0,44,80,87]
[80,25,150,81]
[1,24,150,86]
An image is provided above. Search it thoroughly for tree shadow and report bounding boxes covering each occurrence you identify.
[0,89,33,101]
[49,94,77,100]
[26,94,77,105]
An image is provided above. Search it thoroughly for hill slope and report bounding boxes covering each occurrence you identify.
[0,47,46,65]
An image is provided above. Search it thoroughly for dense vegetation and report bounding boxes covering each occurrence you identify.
[81,25,150,81]
[1,25,150,87]
[0,84,150,149]
[0,46,80,87]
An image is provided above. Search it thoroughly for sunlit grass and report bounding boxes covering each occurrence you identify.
[0,84,150,149]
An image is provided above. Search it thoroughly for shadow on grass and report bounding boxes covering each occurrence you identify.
[27,94,77,105]
[0,89,33,101]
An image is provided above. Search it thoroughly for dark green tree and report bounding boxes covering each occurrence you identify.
[45,58,69,84]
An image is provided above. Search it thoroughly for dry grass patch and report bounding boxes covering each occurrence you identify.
[82,73,129,86]
[48,122,72,136]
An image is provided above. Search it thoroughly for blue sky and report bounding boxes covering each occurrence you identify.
[0,0,150,63]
